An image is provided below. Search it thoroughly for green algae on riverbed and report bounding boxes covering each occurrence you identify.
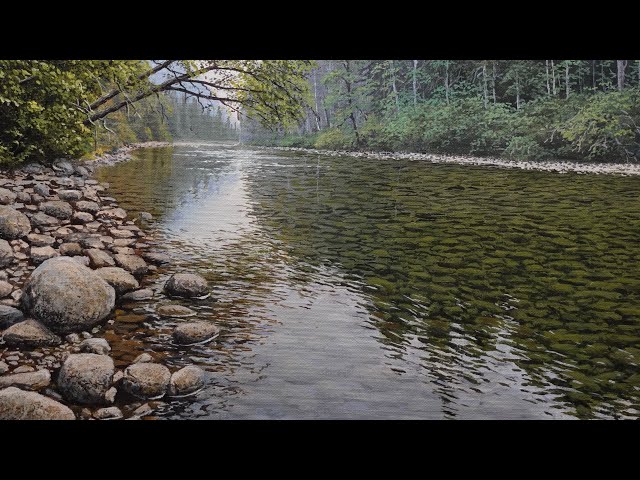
[98,145,640,419]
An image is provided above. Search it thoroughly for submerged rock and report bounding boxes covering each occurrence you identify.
[20,257,116,334]
[95,267,139,295]
[164,273,209,298]
[167,366,205,397]
[156,305,196,318]
[141,251,170,265]
[0,206,31,239]
[121,363,170,399]
[0,387,75,420]
[2,319,61,348]
[173,321,220,345]
[132,353,154,364]
[121,288,154,302]
[57,353,115,405]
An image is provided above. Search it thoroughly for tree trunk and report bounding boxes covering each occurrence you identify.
[617,60,627,91]
[391,61,400,114]
[545,60,551,95]
[445,60,450,105]
[312,69,321,130]
[482,62,488,108]
[565,61,570,98]
[343,60,360,147]
[492,61,497,104]
[515,71,520,110]
[592,60,596,90]
[412,60,418,106]
[551,60,557,95]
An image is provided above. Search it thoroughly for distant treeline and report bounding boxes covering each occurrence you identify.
[244,60,640,162]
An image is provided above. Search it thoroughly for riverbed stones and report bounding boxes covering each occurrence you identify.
[132,353,154,364]
[122,288,154,301]
[141,251,170,265]
[76,201,100,214]
[121,362,170,399]
[164,273,209,298]
[0,239,14,266]
[40,201,73,220]
[57,190,82,201]
[52,160,75,176]
[95,267,139,296]
[0,362,8,374]
[79,338,111,355]
[20,257,116,334]
[0,206,31,239]
[172,321,220,345]
[114,254,148,276]
[0,305,24,329]
[156,305,196,318]
[30,246,59,264]
[71,211,93,224]
[109,228,134,239]
[59,242,82,256]
[0,281,12,298]
[97,208,127,221]
[0,387,75,420]
[33,184,50,197]
[86,249,115,268]
[167,366,205,396]
[26,233,55,247]
[0,188,17,205]
[0,368,51,391]
[93,406,123,420]
[80,236,104,250]
[57,353,115,405]
[2,319,61,348]
[138,212,153,221]
[30,211,59,227]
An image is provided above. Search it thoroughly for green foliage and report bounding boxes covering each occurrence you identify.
[314,128,353,150]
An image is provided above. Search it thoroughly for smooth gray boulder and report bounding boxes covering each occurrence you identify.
[172,321,220,345]
[164,273,209,298]
[95,267,139,295]
[20,257,115,334]
[2,319,61,348]
[167,366,205,396]
[33,183,50,197]
[57,353,115,405]
[0,206,31,239]
[0,387,75,420]
[121,363,170,399]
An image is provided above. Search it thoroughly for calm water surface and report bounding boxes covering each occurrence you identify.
[96,142,640,419]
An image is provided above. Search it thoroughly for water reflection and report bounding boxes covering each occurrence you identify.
[97,142,640,419]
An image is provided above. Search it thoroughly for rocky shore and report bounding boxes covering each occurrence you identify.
[270,146,640,176]
[0,143,215,420]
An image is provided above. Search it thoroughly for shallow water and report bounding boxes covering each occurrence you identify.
[96,142,640,419]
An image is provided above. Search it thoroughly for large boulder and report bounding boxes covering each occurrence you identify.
[95,267,139,295]
[114,254,148,276]
[20,257,115,334]
[0,206,31,239]
[121,363,170,399]
[0,239,14,266]
[2,319,61,348]
[164,273,209,298]
[40,201,73,220]
[0,387,75,420]
[172,321,220,345]
[57,353,115,405]
[0,305,24,329]
[167,366,205,397]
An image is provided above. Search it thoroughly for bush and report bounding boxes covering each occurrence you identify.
[314,128,354,150]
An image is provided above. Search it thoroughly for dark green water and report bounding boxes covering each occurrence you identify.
[97,142,640,419]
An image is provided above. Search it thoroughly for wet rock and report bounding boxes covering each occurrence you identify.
[79,338,111,355]
[26,233,55,246]
[0,281,13,298]
[132,353,154,364]
[121,288,154,301]
[167,366,205,396]
[0,206,31,239]
[86,248,115,268]
[156,305,196,318]
[30,211,59,227]
[93,406,122,420]
[0,188,17,205]
[20,257,116,334]
[0,369,51,391]
[109,228,134,239]
[57,353,115,405]
[0,386,75,420]
[0,239,14,267]
[164,273,209,298]
[40,201,73,220]
[30,245,59,264]
[33,184,50,197]
[141,251,171,265]
[57,190,82,201]
[2,319,61,348]
[121,363,170,399]
[97,208,127,221]
[59,242,82,256]
[131,403,153,418]
[114,254,148,276]
[138,212,153,221]
[173,321,220,345]
[76,201,100,214]
[52,160,75,176]
[95,267,139,295]
[71,211,93,224]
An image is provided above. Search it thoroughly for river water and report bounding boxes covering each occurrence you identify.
[96,142,640,419]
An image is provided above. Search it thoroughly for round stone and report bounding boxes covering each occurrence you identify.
[172,321,220,345]
[164,273,209,298]
[57,353,115,405]
[121,363,171,399]
[0,206,31,239]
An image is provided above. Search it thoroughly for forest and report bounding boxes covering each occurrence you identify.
[245,60,640,162]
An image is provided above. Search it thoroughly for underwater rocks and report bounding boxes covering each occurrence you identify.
[164,273,209,298]
[173,321,220,345]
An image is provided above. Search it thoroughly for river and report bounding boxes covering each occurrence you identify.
[95,142,640,419]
